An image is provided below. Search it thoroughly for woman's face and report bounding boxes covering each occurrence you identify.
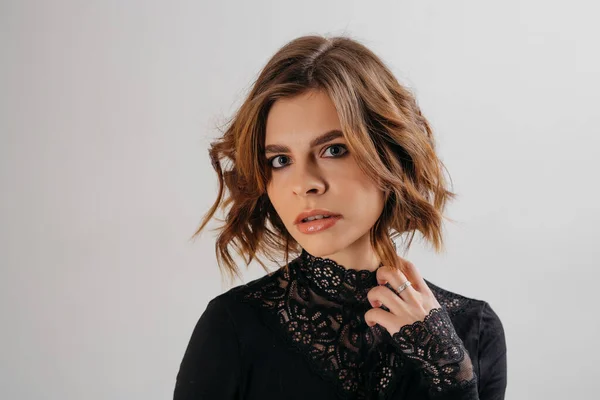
[264,89,385,261]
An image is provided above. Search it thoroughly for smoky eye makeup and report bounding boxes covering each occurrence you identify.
[265,143,349,170]
[267,155,291,169]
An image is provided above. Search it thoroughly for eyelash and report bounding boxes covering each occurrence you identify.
[267,144,349,170]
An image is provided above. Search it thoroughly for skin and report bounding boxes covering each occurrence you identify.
[264,88,384,272]
[264,88,442,330]
[366,263,442,332]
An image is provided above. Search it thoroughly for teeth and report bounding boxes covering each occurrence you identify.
[302,214,331,222]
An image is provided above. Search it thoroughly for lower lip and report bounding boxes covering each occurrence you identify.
[295,215,342,234]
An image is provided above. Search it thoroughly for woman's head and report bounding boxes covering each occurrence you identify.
[195,34,455,281]
[264,88,386,267]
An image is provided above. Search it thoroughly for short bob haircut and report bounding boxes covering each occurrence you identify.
[193,34,456,282]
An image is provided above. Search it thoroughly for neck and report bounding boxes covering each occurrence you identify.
[310,235,382,272]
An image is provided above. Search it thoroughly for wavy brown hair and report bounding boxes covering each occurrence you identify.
[192,34,456,283]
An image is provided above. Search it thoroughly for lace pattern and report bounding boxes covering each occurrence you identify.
[391,307,477,396]
[294,249,380,303]
[241,263,403,399]
[236,249,475,399]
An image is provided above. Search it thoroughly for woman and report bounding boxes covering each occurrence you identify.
[173,35,507,399]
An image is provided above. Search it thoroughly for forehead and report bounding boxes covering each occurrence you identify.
[265,89,342,145]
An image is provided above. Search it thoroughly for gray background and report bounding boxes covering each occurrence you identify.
[1,1,598,399]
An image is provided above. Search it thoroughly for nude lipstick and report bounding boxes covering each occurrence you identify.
[294,209,342,234]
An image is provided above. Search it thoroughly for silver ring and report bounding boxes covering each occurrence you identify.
[396,281,412,294]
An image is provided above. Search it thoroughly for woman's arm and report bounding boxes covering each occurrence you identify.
[390,301,507,399]
[363,256,507,400]
[477,302,507,400]
[173,297,241,400]
[391,306,479,399]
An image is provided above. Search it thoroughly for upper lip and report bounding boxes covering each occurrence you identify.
[294,209,341,224]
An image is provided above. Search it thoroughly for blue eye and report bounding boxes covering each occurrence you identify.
[270,155,290,169]
[323,144,348,157]
[267,144,348,170]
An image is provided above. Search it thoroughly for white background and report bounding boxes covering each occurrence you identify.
[1,1,598,399]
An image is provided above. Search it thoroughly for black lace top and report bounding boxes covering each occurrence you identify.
[174,249,507,400]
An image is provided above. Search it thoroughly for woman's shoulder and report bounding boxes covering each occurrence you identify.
[424,278,504,334]
[205,272,503,335]
[205,268,284,312]
[212,273,499,316]
[424,278,483,316]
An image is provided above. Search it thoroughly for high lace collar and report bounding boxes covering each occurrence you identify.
[292,248,381,304]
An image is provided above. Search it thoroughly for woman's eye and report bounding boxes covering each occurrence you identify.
[270,155,290,169]
[268,145,347,170]
[323,144,348,157]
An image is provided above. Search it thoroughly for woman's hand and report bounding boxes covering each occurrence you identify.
[364,256,478,397]
[364,256,441,331]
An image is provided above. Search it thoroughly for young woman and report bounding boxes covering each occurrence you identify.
[173,35,507,400]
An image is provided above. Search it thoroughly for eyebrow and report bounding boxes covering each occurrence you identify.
[264,129,344,154]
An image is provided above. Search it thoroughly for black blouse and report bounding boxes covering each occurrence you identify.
[173,249,507,399]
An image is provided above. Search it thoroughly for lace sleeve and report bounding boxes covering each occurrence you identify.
[391,307,479,399]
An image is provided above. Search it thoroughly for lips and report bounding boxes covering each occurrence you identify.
[295,213,342,234]
[294,209,341,225]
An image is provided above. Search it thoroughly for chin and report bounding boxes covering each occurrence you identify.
[295,236,347,259]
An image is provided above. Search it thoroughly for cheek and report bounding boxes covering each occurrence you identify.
[335,165,384,200]
[345,186,385,218]
[335,169,386,219]
[266,181,289,220]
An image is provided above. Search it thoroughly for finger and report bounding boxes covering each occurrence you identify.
[364,307,401,333]
[397,256,427,293]
[376,265,419,302]
[367,285,406,316]
[376,265,407,286]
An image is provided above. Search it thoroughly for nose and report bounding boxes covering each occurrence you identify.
[291,159,326,197]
